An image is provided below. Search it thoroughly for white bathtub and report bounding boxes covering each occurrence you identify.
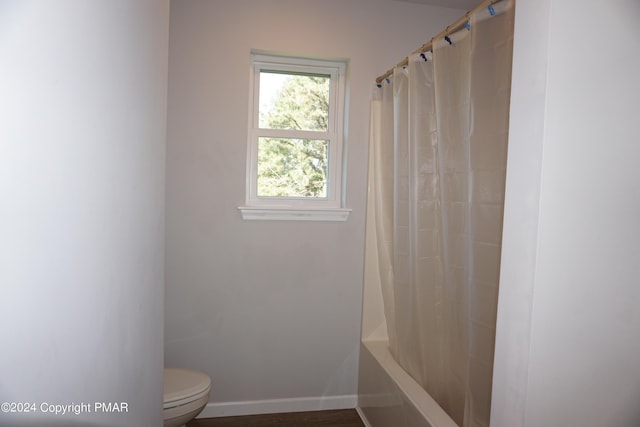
[357,340,457,427]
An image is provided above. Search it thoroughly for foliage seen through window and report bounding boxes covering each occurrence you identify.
[257,72,330,198]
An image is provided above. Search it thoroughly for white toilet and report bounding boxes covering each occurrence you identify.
[163,368,211,427]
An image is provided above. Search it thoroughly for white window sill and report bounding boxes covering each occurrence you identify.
[238,206,351,222]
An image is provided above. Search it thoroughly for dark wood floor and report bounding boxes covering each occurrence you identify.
[187,409,365,427]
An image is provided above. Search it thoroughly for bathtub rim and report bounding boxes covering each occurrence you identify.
[358,339,458,427]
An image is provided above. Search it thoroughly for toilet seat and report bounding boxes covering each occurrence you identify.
[164,368,211,410]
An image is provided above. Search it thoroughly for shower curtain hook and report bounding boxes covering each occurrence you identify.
[464,21,471,31]
[444,35,453,45]
[488,4,496,15]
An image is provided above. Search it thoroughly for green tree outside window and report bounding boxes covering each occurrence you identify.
[257,73,330,198]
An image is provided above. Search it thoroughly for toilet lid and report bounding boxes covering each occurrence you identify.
[164,368,211,407]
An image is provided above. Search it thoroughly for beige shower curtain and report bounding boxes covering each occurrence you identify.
[366,2,514,426]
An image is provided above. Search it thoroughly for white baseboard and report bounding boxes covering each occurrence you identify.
[197,394,358,418]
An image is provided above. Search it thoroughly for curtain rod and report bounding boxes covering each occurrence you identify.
[376,0,503,84]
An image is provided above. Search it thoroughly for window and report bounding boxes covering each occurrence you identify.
[239,53,350,221]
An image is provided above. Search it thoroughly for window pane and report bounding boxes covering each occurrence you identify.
[259,71,330,131]
[257,137,329,197]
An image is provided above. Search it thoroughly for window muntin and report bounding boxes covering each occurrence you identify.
[245,54,346,211]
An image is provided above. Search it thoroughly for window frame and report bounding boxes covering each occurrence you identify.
[239,53,350,221]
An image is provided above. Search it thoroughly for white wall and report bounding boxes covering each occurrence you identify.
[165,0,462,416]
[0,2,169,426]
[492,0,640,426]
